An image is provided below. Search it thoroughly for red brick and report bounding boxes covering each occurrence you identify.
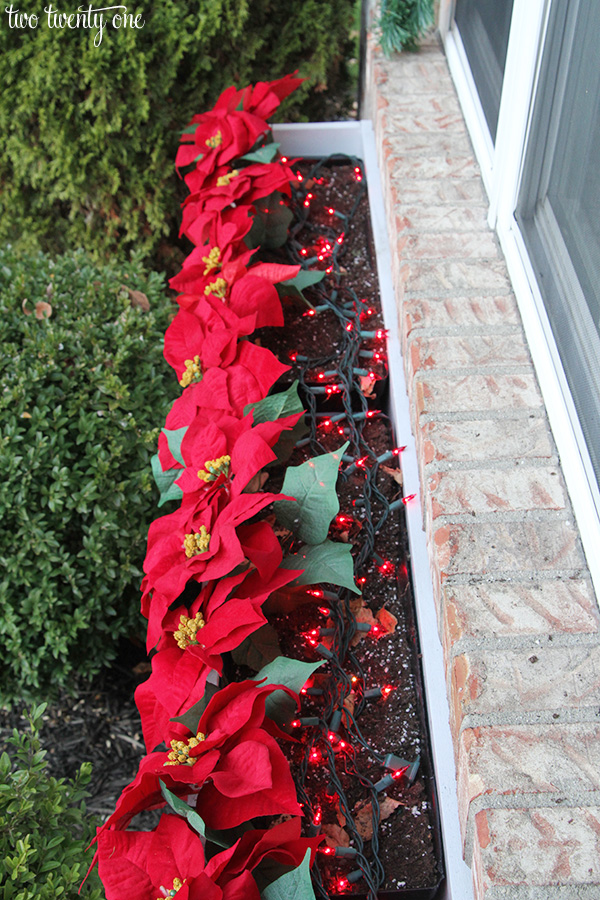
[431,519,583,582]
[399,258,513,294]
[441,580,599,658]
[458,724,600,836]
[418,418,553,466]
[450,643,600,732]
[472,807,600,891]
[399,231,499,260]
[426,467,566,520]
[408,334,530,390]
[415,373,542,417]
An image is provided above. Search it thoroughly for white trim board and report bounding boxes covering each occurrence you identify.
[273,120,475,900]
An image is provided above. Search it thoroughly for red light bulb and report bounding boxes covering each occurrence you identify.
[403,493,416,505]
[382,685,394,697]
[320,846,335,855]
[314,807,322,825]
[337,877,349,892]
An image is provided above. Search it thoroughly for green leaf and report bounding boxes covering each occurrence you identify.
[160,426,187,466]
[231,623,281,671]
[241,142,280,164]
[281,539,360,594]
[245,381,304,424]
[150,453,183,507]
[254,656,323,728]
[274,443,348,544]
[180,124,199,135]
[270,417,309,467]
[159,781,206,838]
[261,850,316,900]
[277,269,325,304]
[246,191,293,250]
[170,682,220,734]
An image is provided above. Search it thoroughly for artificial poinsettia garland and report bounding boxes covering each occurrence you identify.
[93,75,364,900]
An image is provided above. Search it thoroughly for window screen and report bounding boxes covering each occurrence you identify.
[454,0,515,141]
[517,0,600,493]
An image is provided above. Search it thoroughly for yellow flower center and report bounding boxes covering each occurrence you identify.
[204,277,227,300]
[157,877,186,898]
[205,131,223,149]
[179,355,202,388]
[216,168,239,187]
[164,733,206,767]
[173,611,206,650]
[197,454,231,483]
[202,246,221,275]
[183,526,211,558]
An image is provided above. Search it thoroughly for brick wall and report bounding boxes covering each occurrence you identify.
[363,22,600,900]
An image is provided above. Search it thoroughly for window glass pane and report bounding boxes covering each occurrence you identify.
[454,0,515,141]
[517,0,600,492]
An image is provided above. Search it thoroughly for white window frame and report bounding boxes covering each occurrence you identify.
[439,0,600,598]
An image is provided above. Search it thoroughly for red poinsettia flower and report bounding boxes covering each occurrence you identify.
[181,162,293,230]
[96,811,318,900]
[171,256,299,330]
[238,73,304,120]
[176,95,269,174]
[142,483,291,608]
[97,680,302,834]
[173,408,302,498]
[163,306,285,389]
[183,204,255,254]
[163,307,252,386]
[137,565,302,751]
[157,350,289,469]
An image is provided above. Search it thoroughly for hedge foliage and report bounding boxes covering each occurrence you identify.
[0,246,178,702]
[0,0,357,263]
[0,703,103,900]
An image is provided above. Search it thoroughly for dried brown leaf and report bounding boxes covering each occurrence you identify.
[359,375,375,396]
[353,796,402,840]
[322,824,350,848]
[376,608,397,635]
[381,464,403,486]
[124,287,150,311]
[35,300,52,319]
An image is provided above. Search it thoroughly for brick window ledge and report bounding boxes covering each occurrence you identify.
[363,24,600,900]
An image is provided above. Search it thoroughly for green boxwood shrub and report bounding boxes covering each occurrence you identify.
[0,703,103,900]
[0,246,179,703]
[0,0,357,264]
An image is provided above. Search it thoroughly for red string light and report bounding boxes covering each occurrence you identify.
[300,248,307,256]
[337,877,349,892]
[303,308,316,317]
[288,351,298,362]
[378,559,395,575]
[309,748,321,764]
[327,207,334,215]
[296,172,303,182]
[319,846,335,856]
[280,156,288,163]
[403,493,416,505]
[382,685,394,698]
[345,321,353,332]
[318,606,331,616]
[313,807,322,825]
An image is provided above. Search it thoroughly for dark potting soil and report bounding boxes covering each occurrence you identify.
[0,159,443,898]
